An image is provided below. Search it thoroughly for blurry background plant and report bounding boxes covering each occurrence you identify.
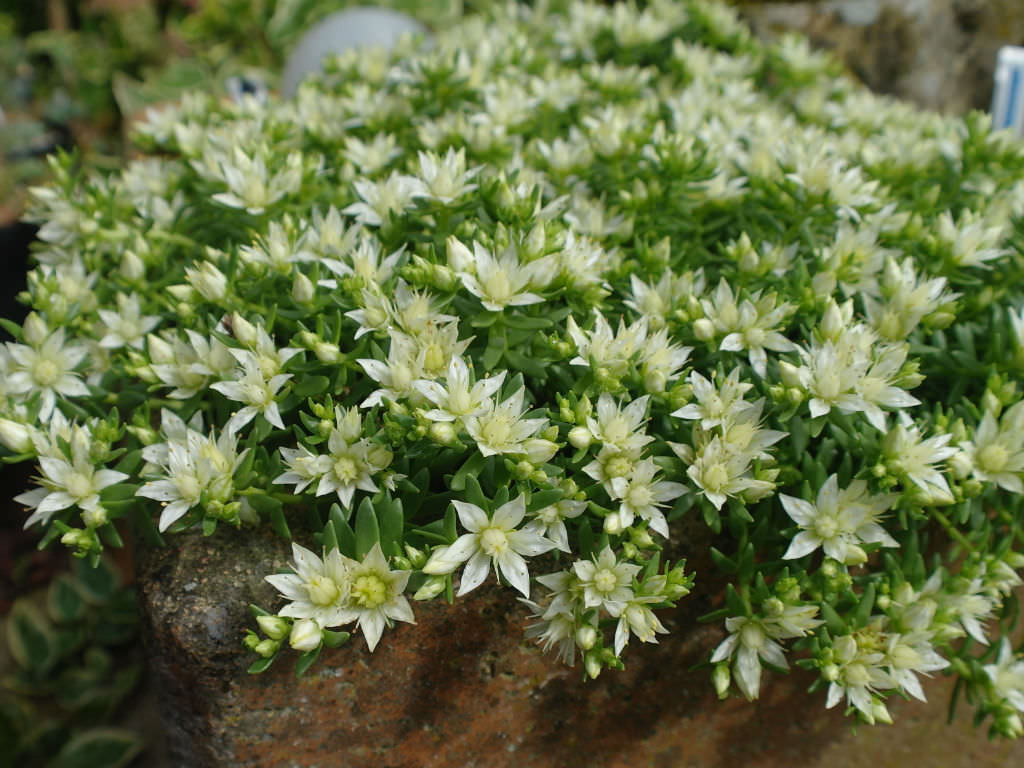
[0,0,496,225]
[1,555,143,768]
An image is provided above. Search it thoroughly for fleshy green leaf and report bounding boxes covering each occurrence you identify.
[51,727,144,768]
[248,656,276,674]
[295,645,322,678]
[71,557,120,605]
[47,574,87,624]
[354,497,380,559]
[6,599,58,674]
[378,497,404,559]
[330,504,357,558]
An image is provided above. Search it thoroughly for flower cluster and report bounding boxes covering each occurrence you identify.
[5,0,1024,735]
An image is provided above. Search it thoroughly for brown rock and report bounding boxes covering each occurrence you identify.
[137,525,1024,768]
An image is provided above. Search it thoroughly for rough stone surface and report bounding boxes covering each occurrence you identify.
[138,524,1024,768]
[740,0,1024,114]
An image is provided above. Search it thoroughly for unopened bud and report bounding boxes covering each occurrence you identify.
[120,250,146,282]
[0,418,34,454]
[23,313,48,346]
[231,313,258,346]
[60,528,96,552]
[644,369,668,393]
[693,317,715,342]
[630,527,655,549]
[778,361,802,389]
[413,574,447,600]
[603,512,624,535]
[843,545,868,566]
[713,663,731,699]
[289,618,322,652]
[871,699,893,725]
[820,299,844,340]
[186,261,228,302]
[445,235,474,272]
[81,507,108,528]
[366,444,393,469]
[576,625,598,651]
[314,341,341,363]
[738,247,759,273]
[404,544,427,569]
[429,422,456,445]
[257,615,291,640]
[585,650,603,679]
[292,272,316,304]
[254,638,280,658]
[568,426,592,450]
[166,284,195,303]
[981,390,1002,417]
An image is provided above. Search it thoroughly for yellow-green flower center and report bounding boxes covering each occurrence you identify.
[423,343,446,377]
[351,573,389,608]
[479,527,509,556]
[66,471,93,500]
[978,443,1009,473]
[33,359,60,387]
[176,473,201,502]
[480,418,512,447]
[627,485,652,508]
[334,456,359,483]
[604,455,634,479]
[844,662,870,687]
[703,462,729,492]
[813,515,839,540]
[593,567,618,594]
[483,270,512,303]
[307,574,341,606]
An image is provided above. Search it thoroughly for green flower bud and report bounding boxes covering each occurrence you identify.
[61,528,97,553]
[713,663,731,699]
[603,512,624,535]
[289,619,322,652]
[576,625,598,651]
[0,418,34,454]
[429,422,457,445]
[257,615,291,640]
[254,638,280,658]
[693,318,715,341]
[568,426,592,450]
[292,272,316,304]
[314,341,342,363]
[514,460,534,480]
[81,507,108,528]
[871,699,893,725]
[413,575,447,601]
[629,527,655,549]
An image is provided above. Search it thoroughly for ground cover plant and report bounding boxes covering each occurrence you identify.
[5,0,1024,736]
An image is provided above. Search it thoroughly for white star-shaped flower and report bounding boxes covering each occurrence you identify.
[780,474,898,565]
[422,495,555,597]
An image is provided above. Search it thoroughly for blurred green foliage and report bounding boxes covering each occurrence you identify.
[1,556,144,768]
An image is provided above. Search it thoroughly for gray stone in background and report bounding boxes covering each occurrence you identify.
[135,526,294,767]
[741,0,1024,114]
[281,7,428,97]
